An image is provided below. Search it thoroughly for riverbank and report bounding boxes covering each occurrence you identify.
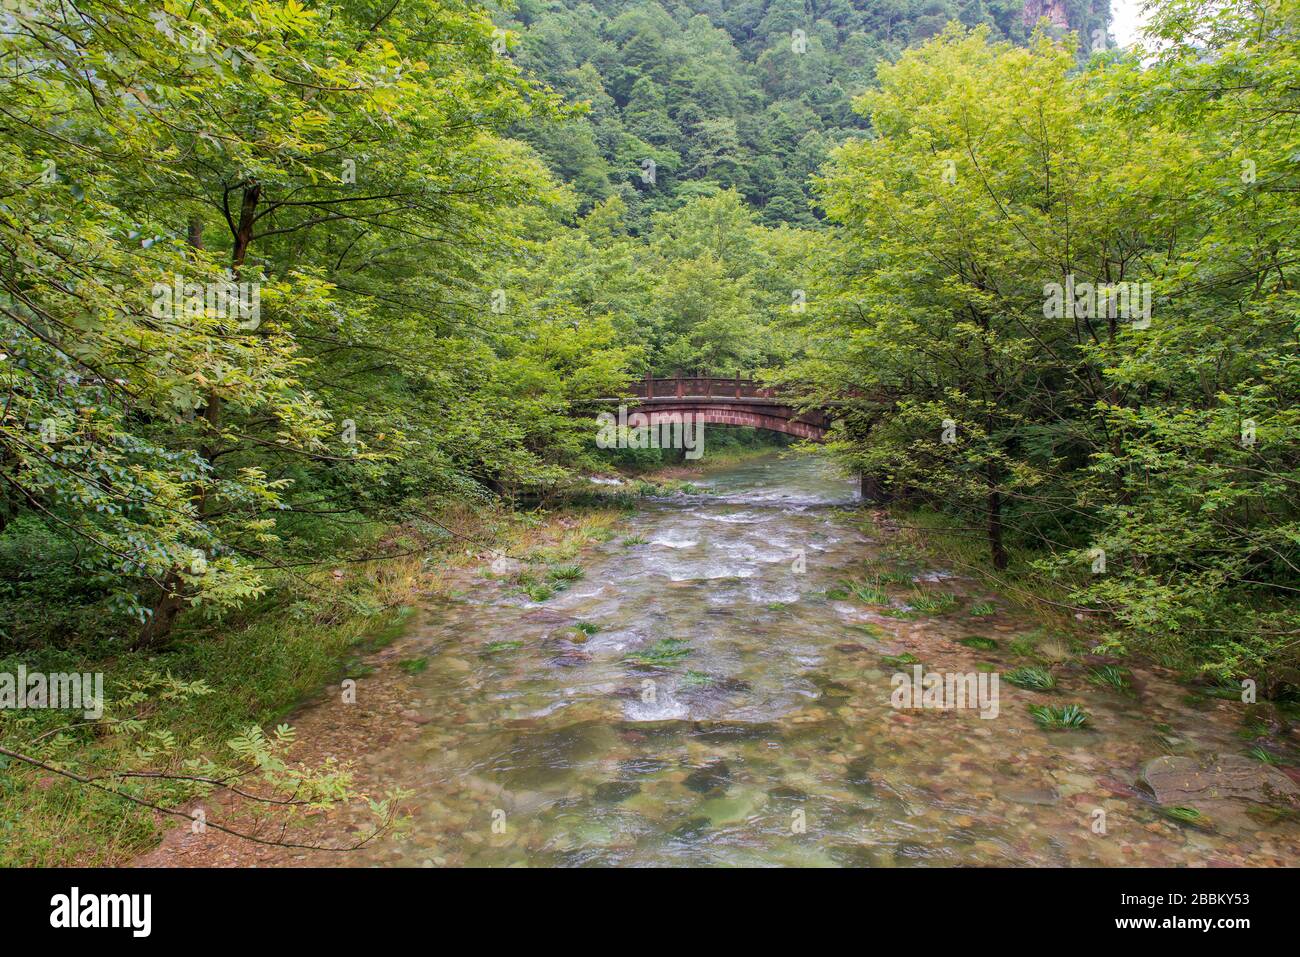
[0,501,622,866]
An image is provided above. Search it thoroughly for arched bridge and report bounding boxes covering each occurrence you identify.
[598,374,893,502]
[605,374,830,442]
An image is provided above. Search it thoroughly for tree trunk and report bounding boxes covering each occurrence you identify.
[138,206,241,649]
[135,571,185,650]
[987,484,1008,570]
[860,471,890,504]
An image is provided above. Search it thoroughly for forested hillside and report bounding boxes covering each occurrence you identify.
[496,0,1110,224]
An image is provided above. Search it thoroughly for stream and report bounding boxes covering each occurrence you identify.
[166,452,1300,866]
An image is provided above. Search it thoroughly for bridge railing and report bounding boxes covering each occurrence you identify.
[630,373,779,400]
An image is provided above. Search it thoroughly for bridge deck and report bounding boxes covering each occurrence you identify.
[627,375,778,400]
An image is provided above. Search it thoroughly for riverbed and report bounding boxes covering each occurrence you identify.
[140,452,1300,866]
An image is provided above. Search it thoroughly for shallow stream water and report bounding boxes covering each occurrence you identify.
[248,454,1300,866]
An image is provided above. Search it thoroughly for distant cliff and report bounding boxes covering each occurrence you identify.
[1022,0,1072,30]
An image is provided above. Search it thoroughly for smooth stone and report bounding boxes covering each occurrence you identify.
[1141,754,1300,808]
[670,816,711,839]
[684,760,731,795]
[846,756,875,796]
[1001,786,1060,806]
[593,781,642,804]
[768,785,809,802]
[698,791,763,825]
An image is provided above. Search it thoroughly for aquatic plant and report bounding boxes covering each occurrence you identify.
[1087,665,1132,693]
[622,535,649,547]
[1247,745,1284,766]
[626,638,692,666]
[878,570,915,585]
[632,479,709,497]
[1004,665,1056,691]
[574,621,600,636]
[841,577,890,605]
[1160,805,1212,829]
[908,590,958,615]
[1028,703,1089,729]
[548,564,585,584]
[881,652,919,668]
[880,607,919,620]
[521,582,554,602]
[482,640,523,655]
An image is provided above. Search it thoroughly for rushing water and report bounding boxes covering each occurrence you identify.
[219,453,1300,867]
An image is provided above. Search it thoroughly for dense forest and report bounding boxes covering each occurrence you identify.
[0,0,1297,864]
[501,0,1110,224]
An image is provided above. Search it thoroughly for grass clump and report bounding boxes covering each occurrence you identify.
[908,590,958,615]
[958,635,998,651]
[521,581,554,602]
[1247,745,1286,766]
[1004,665,1056,691]
[840,577,890,605]
[547,564,585,585]
[1028,702,1090,729]
[1087,664,1132,694]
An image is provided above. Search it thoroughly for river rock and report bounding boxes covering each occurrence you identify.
[593,781,642,804]
[1000,786,1060,806]
[489,556,523,576]
[1140,754,1300,810]
[845,756,875,796]
[684,760,731,795]
[697,790,763,826]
